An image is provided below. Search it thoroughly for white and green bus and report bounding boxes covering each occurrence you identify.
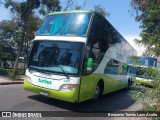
[24,11,137,103]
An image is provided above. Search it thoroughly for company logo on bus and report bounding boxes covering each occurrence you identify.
[38,78,52,85]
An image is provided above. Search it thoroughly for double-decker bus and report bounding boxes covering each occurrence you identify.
[24,11,137,103]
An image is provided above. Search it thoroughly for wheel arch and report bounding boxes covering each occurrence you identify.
[127,77,132,89]
[97,79,104,95]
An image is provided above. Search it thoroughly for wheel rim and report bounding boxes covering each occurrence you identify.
[93,85,100,99]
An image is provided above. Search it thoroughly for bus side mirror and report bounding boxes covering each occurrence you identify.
[87,58,93,70]
[122,64,127,70]
[83,58,93,75]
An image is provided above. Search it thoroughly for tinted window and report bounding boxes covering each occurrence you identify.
[127,66,137,75]
[88,14,120,52]
[83,14,123,72]
[29,41,84,75]
[138,57,157,67]
[36,13,91,36]
[85,15,107,71]
[104,59,127,75]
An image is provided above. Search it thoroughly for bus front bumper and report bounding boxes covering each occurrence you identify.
[135,79,154,87]
[24,81,79,103]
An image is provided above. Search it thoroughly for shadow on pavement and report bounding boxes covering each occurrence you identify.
[28,86,137,112]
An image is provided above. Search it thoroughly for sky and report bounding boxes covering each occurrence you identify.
[0,0,145,56]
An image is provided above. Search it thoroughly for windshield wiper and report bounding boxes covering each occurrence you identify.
[29,65,70,79]
[55,65,70,79]
[29,66,52,74]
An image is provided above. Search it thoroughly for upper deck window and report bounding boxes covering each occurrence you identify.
[36,13,91,36]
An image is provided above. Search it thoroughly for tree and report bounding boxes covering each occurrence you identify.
[64,0,73,11]
[130,56,160,112]
[0,42,16,68]
[0,20,16,68]
[1,0,62,77]
[4,0,61,16]
[63,1,110,17]
[63,0,86,11]
[130,0,160,57]
[94,5,109,17]
[0,20,15,40]
[132,67,160,112]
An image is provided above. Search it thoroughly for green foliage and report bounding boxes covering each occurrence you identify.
[0,68,25,80]
[131,0,160,57]
[0,68,25,75]
[130,56,140,65]
[62,1,110,17]
[0,38,16,68]
[1,0,61,77]
[0,20,15,39]
[4,0,61,16]
[0,68,9,75]
[94,5,109,17]
[132,67,160,114]
[130,56,160,116]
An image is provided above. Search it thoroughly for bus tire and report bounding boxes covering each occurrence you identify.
[93,81,103,101]
[127,79,131,89]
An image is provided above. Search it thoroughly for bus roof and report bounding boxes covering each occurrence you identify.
[48,10,101,16]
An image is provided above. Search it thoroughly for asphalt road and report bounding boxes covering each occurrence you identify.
[0,84,149,120]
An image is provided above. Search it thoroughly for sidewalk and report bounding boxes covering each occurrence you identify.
[0,75,24,85]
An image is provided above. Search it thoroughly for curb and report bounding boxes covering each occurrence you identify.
[0,81,24,85]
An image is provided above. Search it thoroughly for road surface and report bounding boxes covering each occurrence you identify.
[0,84,150,120]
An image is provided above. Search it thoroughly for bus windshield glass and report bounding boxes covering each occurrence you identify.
[36,13,91,36]
[28,41,84,75]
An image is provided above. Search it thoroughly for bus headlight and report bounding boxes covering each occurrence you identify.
[59,84,78,91]
[24,76,32,84]
[146,79,154,82]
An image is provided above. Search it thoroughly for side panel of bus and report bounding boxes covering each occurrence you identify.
[78,13,132,102]
[79,74,127,102]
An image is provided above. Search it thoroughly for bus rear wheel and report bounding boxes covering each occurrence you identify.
[93,82,102,101]
[127,79,132,89]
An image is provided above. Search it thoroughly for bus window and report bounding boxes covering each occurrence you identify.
[29,41,84,75]
[127,66,137,75]
[104,59,127,75]
[86,15,109,71]
[105,59,118,74]
[36,13,91,36]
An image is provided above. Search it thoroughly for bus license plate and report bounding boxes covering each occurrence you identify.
[40,90,48,96]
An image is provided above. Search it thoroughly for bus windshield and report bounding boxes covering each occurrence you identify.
[28,41,84,75]
[36,13,91,36]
